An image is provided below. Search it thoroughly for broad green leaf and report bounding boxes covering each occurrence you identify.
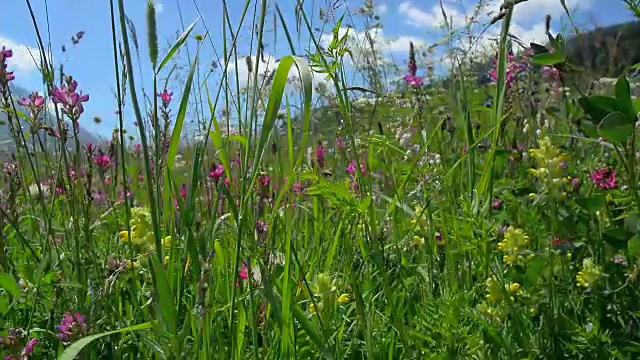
[156,17,198,74]
[59,322,152,360]
[578,96,621,123]
[604,227,628,250]
[579,118,599,139]
[531,53,564,66]
[575,195,606,212]
[598,111,634,143]
[629,233,640,258]
[149,255,177,335]
[0,273,20,297]
[529,42,549,55]
[615,75,636,119]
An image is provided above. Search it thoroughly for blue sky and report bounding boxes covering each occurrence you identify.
[1,0,635,138]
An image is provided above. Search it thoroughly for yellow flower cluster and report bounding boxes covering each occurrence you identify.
[485,276,521,303]
[411,204,427,228]
[119,207,172,252]
[528,137,568,199]
[576,258,602,289]
[498,226,529,266]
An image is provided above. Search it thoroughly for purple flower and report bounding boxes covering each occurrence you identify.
[292,183,302,195]
[93,153,111,169]
[255,220,268,236]
[404,75,423,88]
[346,160,366,176]
[492,198,503,210]
[17,92,45,116]
[590,168,617,190]
[21,338,37,357]
[56,312,87,342]
[51,77,89,119]
[335,136,345,150]
[157,89,173,107]
[179,184,187,198]
[0,46,13,60]
[209,163,224,180]
[315,142,325,169]
[571,178,581,191]
[259,174,270,188]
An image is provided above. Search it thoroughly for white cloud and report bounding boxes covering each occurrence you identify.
[155,3,164,14]
[227,54,327,87]
[378,3,388,15]
[0,36,40,74]
[398,1,466,29]
[509,0,592,24]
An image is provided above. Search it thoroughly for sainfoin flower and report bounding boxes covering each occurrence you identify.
[157,89,173,107]
[0,46,15,82]
[404,41,423,88]
[346,160,365,176]
[209,163,224,180]
[21,338,37,357]
[93,153,111,169]
[315,142,325,169]
[590,168,616,189]
[56,312,87,342]
[17,92,45,116]
[51,76,89,118]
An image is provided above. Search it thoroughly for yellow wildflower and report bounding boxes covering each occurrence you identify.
[498,226,529,266]
[485,277,504,303]
[309,303,317,314]
[337,293,351,304]
[411,235,424,247]
[577,258,602,289]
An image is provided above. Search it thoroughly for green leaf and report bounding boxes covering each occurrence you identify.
[604,227,628,250]
[529,42,549,55]
[579,118,599,139]
[156,17,198,74]
[148,255,177,335]
[59,322,152,360]
[575,195,606,212]
[525,257,547,286]
[531,52,564,66]
[578,96,621,123]
[0,273,20,297]
[629,233,640,258]
[625,214,640,233]
[615,75,637,120]
[598,111,635,143]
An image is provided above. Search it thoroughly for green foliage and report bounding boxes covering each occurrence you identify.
[3,0,640,359]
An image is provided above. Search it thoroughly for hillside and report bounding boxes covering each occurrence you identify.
[565,21,640,78]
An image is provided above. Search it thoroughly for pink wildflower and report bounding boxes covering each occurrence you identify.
[17,92,45,116]
[157,89,173,107]
[315,142,325,169]
[51,76,89,118]
[21,338,37,357]
[590,168,617,190]
[56,312,87,342]
[209,163,224,180]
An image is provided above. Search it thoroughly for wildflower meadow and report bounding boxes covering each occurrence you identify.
[3,0,640,358]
